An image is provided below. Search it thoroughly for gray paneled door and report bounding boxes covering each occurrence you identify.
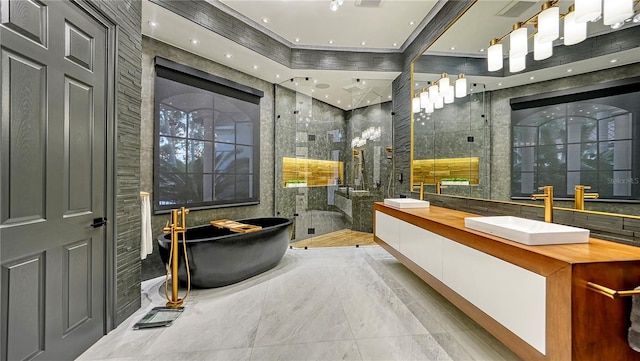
[1,0,108,360]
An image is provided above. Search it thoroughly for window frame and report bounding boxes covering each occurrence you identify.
[510,76,640,202]
[153,57,263,213]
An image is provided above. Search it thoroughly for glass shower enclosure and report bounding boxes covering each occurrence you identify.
[275,77,393,247]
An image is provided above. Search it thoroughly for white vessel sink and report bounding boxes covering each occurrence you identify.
[464,216,589,245]
[383,198,430,209]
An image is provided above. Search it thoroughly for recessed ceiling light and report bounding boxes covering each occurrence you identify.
[450,46,456,50]
[479,48,485,52]
[388,95,391,99]
[295,38,300,43]
[325,95,329,99]
[275,74,280,78]
[367,100,370,104]
[567,68,573,72]
[361,41,366,46]
[498,82,502,86]
[348,105,351,108]
[252,65,258,70]
[190,39,200,45]
[225,53,232,58]
[409,21,415,25]
[362,80,366,85]
[530,76,535,80]
[337,100,341,104]
[610,58,618,63]
[328,40,334,44]
[262,17,269,23]
[148,21,159,27]
[393,43,398,47]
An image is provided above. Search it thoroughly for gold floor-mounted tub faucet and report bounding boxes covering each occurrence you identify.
[531,186,554,223]
[574,185,599,210]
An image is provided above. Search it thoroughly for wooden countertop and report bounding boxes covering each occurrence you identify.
[374,202,640,265]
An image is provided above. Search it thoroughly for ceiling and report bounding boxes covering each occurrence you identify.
[142,0,640,111]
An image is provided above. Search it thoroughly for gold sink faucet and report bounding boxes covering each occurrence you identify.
[436,182,447,195]
[574,185,598,210]
[531,186,554,223]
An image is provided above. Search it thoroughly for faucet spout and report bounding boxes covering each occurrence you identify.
[574,185,599,210]
[436,182,447,195]
[531,186,553,223]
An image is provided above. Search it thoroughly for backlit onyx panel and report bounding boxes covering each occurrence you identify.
[2,254,45,361]
[63,239,92,333]
[0,0,48,46]
[65,78,93,215]
[1,50,46,225]
[65,21,93,71]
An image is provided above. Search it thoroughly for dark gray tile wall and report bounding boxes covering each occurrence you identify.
[413,55,492,77]
[290,49,402,72]
[392,71,412,196]
[88,0,143,326]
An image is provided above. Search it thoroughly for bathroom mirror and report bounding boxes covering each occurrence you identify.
[409,0,640,215]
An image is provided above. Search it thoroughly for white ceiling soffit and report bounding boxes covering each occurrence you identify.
[143,0,403,110]
[213,0,439,51]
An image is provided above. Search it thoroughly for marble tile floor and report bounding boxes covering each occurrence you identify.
[77,246,522,361]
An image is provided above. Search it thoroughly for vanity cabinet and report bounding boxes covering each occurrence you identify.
[374,203,640,361]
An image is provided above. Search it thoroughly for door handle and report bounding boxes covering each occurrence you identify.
[91,217,108,228]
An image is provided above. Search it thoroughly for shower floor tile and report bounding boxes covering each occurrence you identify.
[77,246,521,361]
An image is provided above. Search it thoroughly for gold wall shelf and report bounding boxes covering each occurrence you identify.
[282,157,344,188]
[412,157,479,185]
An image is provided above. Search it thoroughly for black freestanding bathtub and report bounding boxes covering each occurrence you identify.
[157,217,292,288]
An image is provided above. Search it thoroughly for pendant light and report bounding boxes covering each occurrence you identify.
[424,100,434,114]
[603,0,634,25]
[534,32,553,60]
[438,73,450,97]
[444,85,455,104]
[434,96,444,109]
[428,83,439,101]
[509,51,526,73]
[419,88,430,109]
[412,96,420,113]
[455,74,467,98]
[509,22,528,57]
[487,39,503,72]
[564,5,587,45]
[574,0,602,23]
[537,2,559,43]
